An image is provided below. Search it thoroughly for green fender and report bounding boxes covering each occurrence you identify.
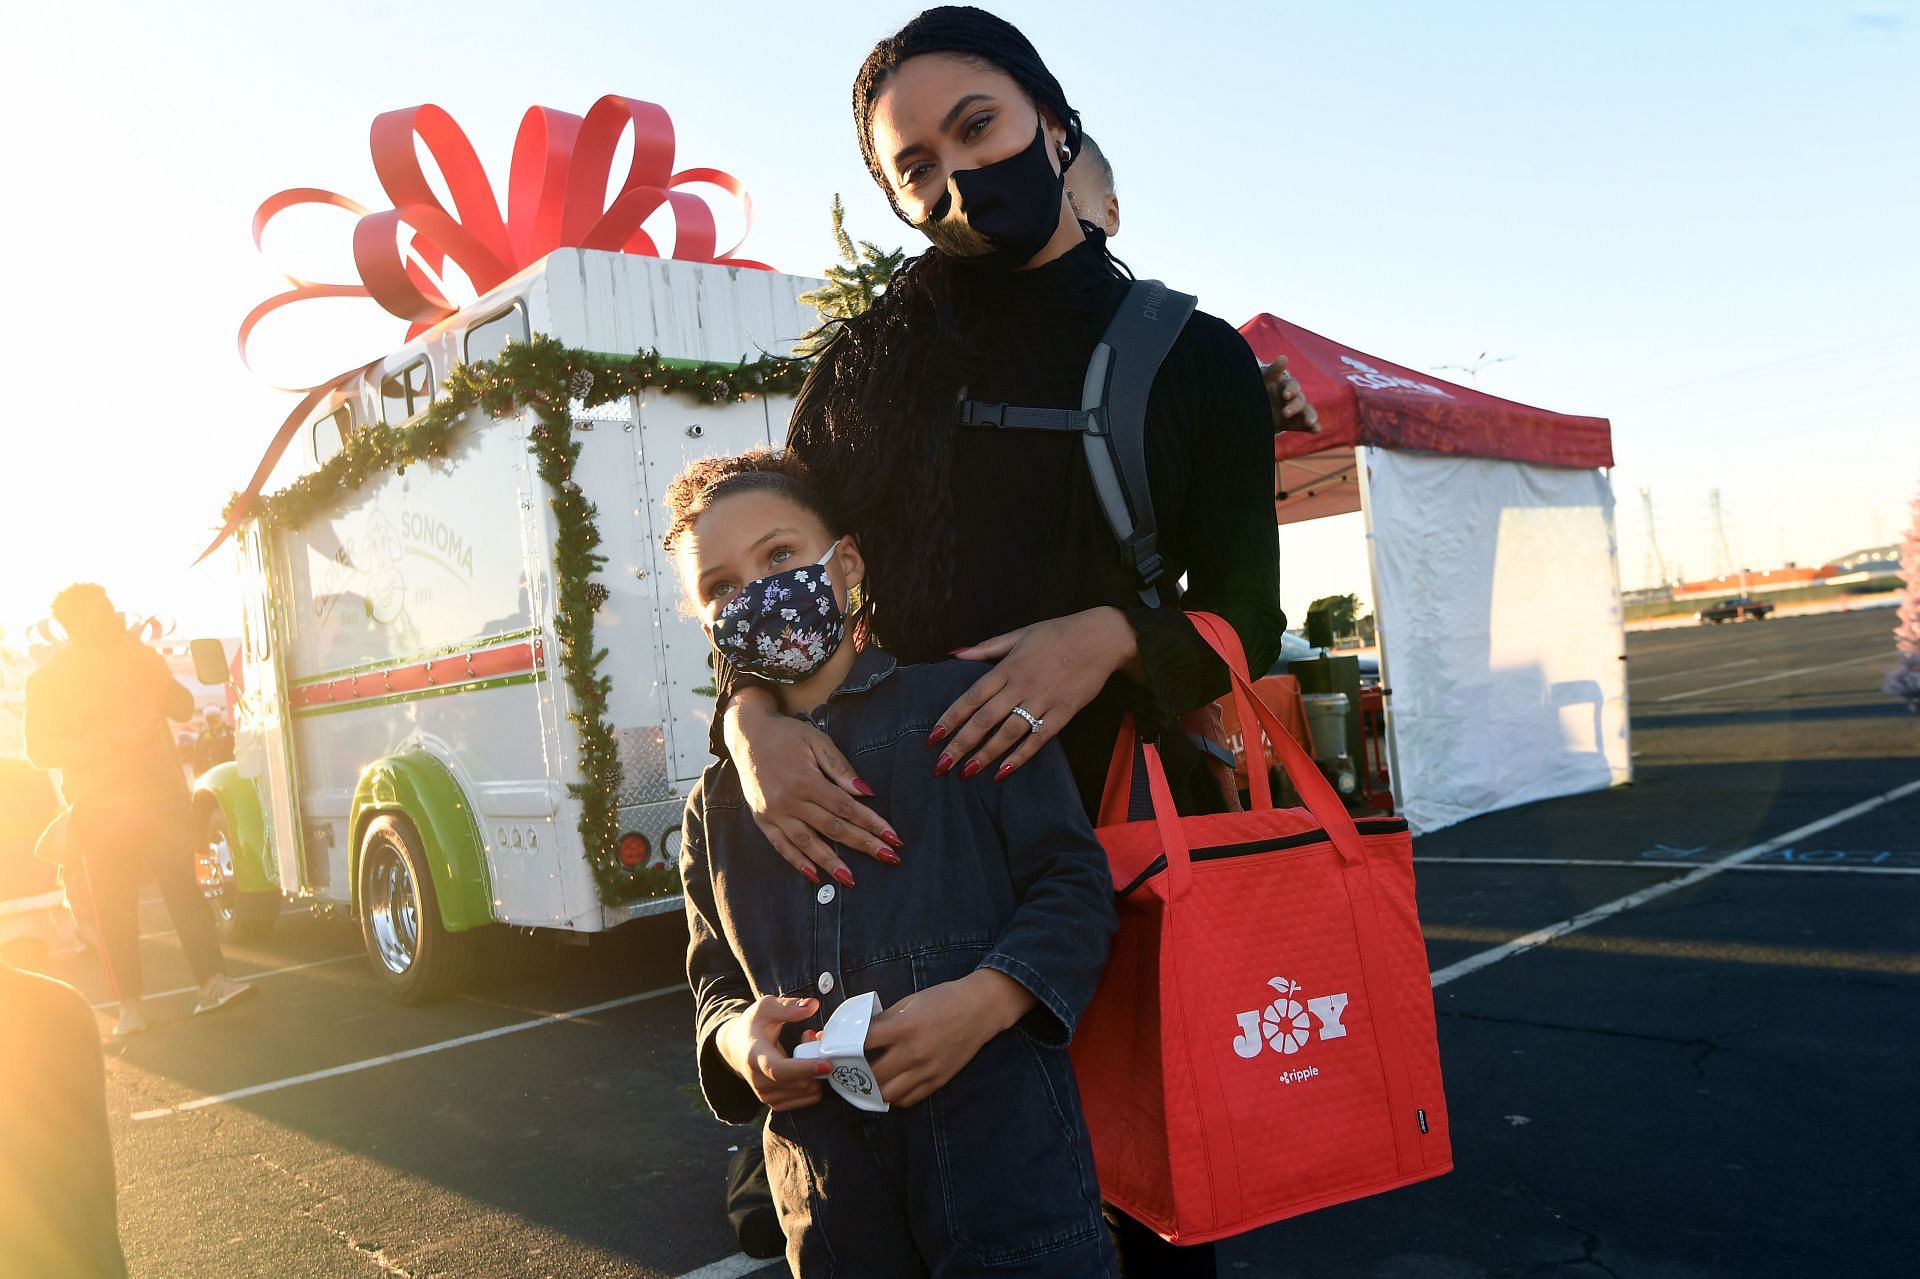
[192,764,273,895]
[350,754,494,933]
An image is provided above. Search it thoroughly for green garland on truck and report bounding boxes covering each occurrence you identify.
[225,335,811,904]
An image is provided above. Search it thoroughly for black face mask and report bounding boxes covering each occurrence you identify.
[911,123,1065,269]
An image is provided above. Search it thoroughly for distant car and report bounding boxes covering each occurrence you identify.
[1269,631,1381,686]
[1696,597,1774,624]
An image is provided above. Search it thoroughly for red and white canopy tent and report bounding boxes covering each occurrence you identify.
[1241,314,1629,834]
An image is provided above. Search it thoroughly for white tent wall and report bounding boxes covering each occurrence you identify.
[1364,447,1631,834]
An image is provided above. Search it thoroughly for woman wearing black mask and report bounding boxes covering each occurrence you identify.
[714,9,1281,1273]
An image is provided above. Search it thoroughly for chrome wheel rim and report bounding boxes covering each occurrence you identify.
[366,842,420,975]
[199,829,236,926]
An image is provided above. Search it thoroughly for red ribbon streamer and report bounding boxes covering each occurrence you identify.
[204,95,772,563]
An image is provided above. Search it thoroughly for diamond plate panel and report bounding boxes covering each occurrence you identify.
[615,725,672,807]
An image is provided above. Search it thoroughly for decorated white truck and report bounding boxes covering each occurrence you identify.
[191,248,820,1001]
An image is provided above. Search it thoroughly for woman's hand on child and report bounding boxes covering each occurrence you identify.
[866,970,1037,1109]
[725,688,903,885]
[718,995,832,1112]
[938,607,1140,782]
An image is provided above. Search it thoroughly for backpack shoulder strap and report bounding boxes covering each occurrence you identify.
[1082,279,1197,607]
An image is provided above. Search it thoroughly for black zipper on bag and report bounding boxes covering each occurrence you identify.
[1113,817,1410,900]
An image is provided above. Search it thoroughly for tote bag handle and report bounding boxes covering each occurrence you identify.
[1185,613,1373,871]
[1097,613,1272,825]
[1099,613,1374,888]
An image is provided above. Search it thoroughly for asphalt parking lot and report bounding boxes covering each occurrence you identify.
[31,605,1918,1278]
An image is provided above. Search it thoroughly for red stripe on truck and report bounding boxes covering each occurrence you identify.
[289,639,543,709]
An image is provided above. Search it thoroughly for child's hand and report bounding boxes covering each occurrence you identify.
[866,970,1037,1108]
[717,996,832,1111]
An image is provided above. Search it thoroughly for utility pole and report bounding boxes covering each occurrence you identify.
[1639,487,1669,589]
[1709,489,1737,581]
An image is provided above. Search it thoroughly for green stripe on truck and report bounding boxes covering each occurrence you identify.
[293,670,546,718]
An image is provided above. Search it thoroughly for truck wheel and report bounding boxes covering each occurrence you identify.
[200,807,281,943]
[357,813,477,1004]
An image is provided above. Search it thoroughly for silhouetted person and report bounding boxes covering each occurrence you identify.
[0,953,130,1276]
[191,710,234,776]
[24,585,255,1037]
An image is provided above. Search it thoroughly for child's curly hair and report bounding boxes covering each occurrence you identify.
[662,448,844,554]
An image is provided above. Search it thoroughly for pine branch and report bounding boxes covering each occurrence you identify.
[797,195,906,354]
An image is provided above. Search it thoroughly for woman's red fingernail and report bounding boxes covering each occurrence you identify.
[927,724,950,747]
[876,848,902,866]
[833,867,856,889]
[949,648,968,657]
[799,864,821,886]
[934,752,955,777]
[995,762,1014,782]
[961,759,984,780]
[816,1062,833,1075]
[881,829,904,850]
[851,778,877,797]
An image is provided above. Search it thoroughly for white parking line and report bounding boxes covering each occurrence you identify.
[1415,856,1920,876]
[138,902,315,940]
[675,1254,780,1279]
[1627,657,1758,685]
[1429,777,1920,989]
[131,983,684,1120]
[89,953,360,1012]
[1654,651,1887,701]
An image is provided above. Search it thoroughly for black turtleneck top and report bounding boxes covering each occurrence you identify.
[723,235,1285,815]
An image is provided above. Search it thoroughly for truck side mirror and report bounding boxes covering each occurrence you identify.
[190,638,231,687]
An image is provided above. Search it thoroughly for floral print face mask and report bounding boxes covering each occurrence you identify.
[710,540,847,685]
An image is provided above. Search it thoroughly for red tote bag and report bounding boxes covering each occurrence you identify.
[1070,612,1451,1245]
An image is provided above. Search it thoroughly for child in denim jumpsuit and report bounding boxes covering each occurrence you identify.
[669,450,1119,1278]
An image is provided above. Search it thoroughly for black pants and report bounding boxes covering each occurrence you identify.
[1107,1208,1216,1277]
[77,801,223,1000]
[727,1141,1214,1276]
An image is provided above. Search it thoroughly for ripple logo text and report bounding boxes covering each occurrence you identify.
[1231,977,1350,1059]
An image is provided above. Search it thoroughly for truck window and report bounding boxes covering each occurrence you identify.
[380,357,432,424]
[464,303,529,366]
[312,405,350,466]
[405,357,435,414]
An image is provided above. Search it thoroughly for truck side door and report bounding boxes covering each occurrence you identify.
[233,524,307,895]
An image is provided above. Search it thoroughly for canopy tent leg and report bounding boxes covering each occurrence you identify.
[1602,467,1635,786]
[1355,446,1407,818]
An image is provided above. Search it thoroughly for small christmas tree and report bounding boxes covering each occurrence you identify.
[1884,485,1920,710]
[796,195,905,353]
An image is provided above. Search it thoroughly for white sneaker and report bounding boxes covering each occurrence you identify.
[111,1004,149,1039]
[193,974,257,1015]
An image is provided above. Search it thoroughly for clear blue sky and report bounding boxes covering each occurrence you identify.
[1,0,1913,642]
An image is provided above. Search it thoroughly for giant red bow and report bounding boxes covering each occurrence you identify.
[206,95,771,562]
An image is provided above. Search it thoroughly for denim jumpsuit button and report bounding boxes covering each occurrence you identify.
[817,971,835,994]
[816,883,836,905]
